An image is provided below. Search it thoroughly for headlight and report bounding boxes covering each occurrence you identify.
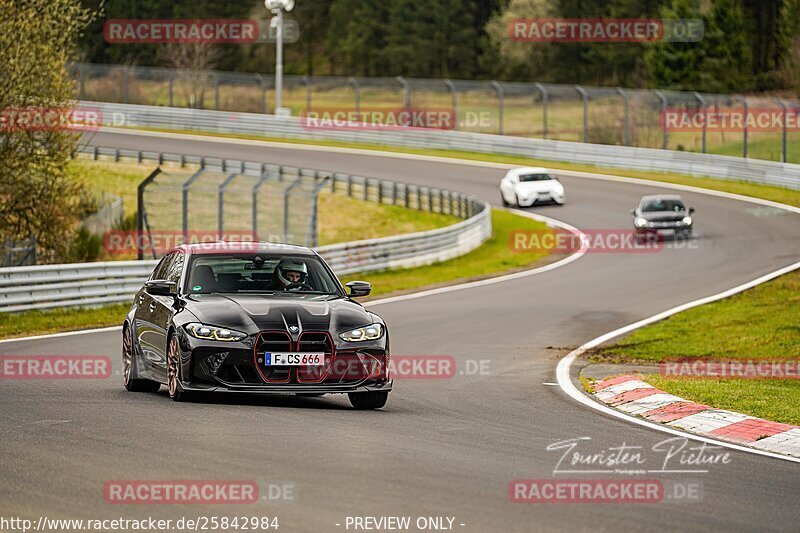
[185,323,247,342]
[682,216,693,225]
[635,217,649,228]
[339,323,384,342]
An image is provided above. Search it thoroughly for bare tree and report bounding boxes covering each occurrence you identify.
[158,43,220,109]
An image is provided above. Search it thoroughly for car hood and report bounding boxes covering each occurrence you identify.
[181,293,374,334]
[639,211,687,222]
[514,181,561,194]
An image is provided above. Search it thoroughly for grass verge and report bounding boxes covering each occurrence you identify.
[126,127,800,207]
[340,209,550,296]
[592,270,800,425]
[593,270,800,364]
[0,209,549,340]
[0,303,129,340]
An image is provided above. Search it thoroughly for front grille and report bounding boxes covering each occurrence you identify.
[253,331,334,384]
[297,332,333,382]
[254,332,292,382]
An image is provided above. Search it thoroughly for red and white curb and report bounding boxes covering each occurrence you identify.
[591,375,800,458]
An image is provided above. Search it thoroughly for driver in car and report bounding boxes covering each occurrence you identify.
[275,259,310,291]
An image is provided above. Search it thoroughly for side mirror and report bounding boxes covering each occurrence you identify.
[145,280,177,297]
[688,207,695,214]
[346,280,372,297]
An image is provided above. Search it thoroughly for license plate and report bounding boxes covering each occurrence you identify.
[264,352,325,366]
[659,228,675,235]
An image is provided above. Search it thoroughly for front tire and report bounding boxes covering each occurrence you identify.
[123,326,160,393]
[167,334,192,402]
[348,391,389,410]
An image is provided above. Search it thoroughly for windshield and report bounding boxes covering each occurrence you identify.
[519,173,554,182]
[641,198,686,212]
[184,254,342,295]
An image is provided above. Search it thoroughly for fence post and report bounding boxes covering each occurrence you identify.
[575,85,589,143]
[168,75,174,107]
[256,74,267,114]
[735,95,748,158]
[693,92,707,153]
[534,82,549,139]
[122,68,129,104]
[283,174,304,243]
[217,173,239,236]
[252,171,270,240]
[397,76,410,116]
[181,169,204,242]
[309,175,329,247]
[301,75,312,114]
[775,97,788,163]
[616,87,630,146]
[348,77,361,115]
[445,80,457,130]
[137,168,162,260]
[214,73,220,111]
[491,81,504,135]
[347,174,353,197]
[655,90,668,149]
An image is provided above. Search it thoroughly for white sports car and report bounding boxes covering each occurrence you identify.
[500,167,565,207]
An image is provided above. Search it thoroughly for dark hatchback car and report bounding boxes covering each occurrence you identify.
[122,242,391,409]
[632,194,695,239]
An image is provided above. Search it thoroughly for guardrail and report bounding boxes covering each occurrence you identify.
[73,62,800,162]
[86,101,800,190]
[0,151,490,313]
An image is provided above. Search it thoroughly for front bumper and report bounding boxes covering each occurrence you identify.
[635,225,692,236]
[176,329,391,395]
[179,380,393,394]
[518,192,565,206]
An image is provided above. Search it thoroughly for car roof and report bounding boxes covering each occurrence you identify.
[172,241,317,256]
[640,194,684,202]
[510,166,550,175]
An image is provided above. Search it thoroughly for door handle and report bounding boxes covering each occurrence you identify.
[149,302,157,312]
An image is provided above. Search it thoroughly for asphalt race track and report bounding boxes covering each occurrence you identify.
[1,129,799,532]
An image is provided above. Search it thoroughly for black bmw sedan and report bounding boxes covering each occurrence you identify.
[122,242,391,409]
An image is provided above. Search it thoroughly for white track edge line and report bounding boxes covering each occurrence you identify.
[96,127,800,215]
[556,260,800,464]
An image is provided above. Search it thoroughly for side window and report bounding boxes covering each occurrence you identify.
[150,256,170,280]
[166,253,184,285]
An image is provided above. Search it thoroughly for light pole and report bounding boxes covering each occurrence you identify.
[265,0,294,116]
